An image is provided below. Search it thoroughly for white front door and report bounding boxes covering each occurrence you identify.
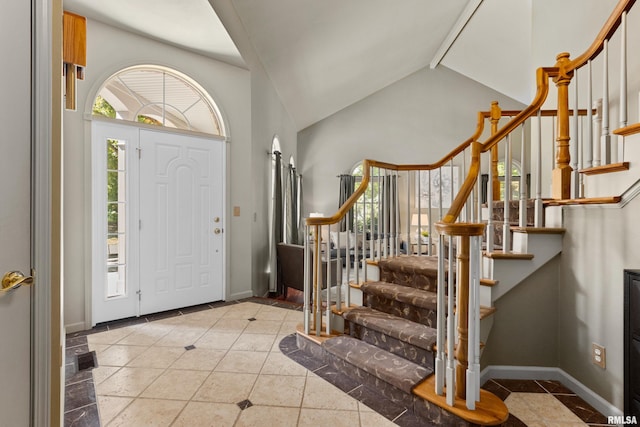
[92,124,225,324]
[139,130,225,314]
[0,0,34,424]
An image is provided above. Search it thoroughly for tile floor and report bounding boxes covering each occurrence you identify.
[64,298,614,426]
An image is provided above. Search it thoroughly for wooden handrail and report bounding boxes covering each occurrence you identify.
[305,108,487,227]
[566,0,636,72]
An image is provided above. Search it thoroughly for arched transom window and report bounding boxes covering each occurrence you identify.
[92,66,225,136]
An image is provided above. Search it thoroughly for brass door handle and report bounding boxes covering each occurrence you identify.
[2,271,34,292]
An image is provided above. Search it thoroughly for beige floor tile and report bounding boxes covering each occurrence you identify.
[209,318,251,332]
[116,322,175,346]
[96,367,164,397]
[271,334,292,353]
[249,374,306,407]
[234,405,301,427]
[92,366,121,385]
[87,325,142,345]
[195,330,241,350]
[153,325,208,347]
[106,398,186,427]
[215,350,269,374]
[192,371,257,403]
[255,306,288,321]
[231,333,277,352]
[244,319,284,334]
[180,308,226,324]
[279,320,300,335]
[171,401,241,427]
[505,393,586,426]
[170,347,226,371]
[96,344,148,367]
[140,369,209,400]
[302,376,359,411]
[96,395,132,425]
[87,343,110,354]
[284,310,304,322]
[260,352,309,376]
[359,410,398,427]
[298,408,361,427]
[126,345,185,369]
[221,302,262,319]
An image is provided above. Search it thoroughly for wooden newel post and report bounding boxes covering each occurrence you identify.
[490,101,502,201]
[552,52,574,200]
[455,235,470,400]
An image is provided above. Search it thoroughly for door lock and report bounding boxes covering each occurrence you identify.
[214,217,220,223]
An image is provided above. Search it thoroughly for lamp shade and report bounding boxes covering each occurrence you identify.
[411,213,429,227]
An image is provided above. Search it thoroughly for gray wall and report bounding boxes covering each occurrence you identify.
[63,19,296,331]
[297,65,526,217]
[558,195,640,409]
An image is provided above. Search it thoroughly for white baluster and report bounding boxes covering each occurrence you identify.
[519,122,528,228]
[620,11,628,129]
[585,61,593,169]
[446,235,456,406]
[428,170,433,256]
[304,225,310,334]
[407,170,411,256]
[326,224,332,336]
[571,71,580,198]
[435,234,446,395]
[602,40,611,164]
[594,99,603,167]
[487,158,495,251]
[503,133,512,251]
[535,110,543,227]
[466,234,481,409]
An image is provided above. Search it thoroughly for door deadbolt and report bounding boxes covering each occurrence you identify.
[214,217,220,223]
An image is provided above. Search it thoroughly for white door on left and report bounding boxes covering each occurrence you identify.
[0,0,35,425]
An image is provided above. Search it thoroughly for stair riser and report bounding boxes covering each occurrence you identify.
[367,294,438,328]
[380,269,437,292]
[323,349,417,409]
[414,399,477,426]
[350,324,435,369]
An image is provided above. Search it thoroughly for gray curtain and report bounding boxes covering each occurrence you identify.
[269,151,283,294]
[285,164,301,244]
[338,174,356,231]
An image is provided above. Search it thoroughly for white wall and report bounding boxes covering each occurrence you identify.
[63,20,254,330]
[298,65,526,217]
[558,190,640,410]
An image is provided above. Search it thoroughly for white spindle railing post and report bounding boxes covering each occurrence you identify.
[519,122,528,227]
[466,234,481,409]
[314,225,322,336]
[417,170,423,256]
[435,233,446,396]
[602,40,611,164]
[446,234,456,406]
[450,160,455,215]
[571,71,580,198]
[503,133,512,251]
[428,170,433,256]
[535,109,543,227]
[594,98,603,167]
[304,224,310,334]
[620,11,628,129]
[586,61,593,169]
[407,171,412,256]
[486,158,495,251]
[326,224,332,335]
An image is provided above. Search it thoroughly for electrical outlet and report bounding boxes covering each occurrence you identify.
[592,343,606,369]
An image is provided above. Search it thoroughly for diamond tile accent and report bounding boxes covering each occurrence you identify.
[237,399,253,410]
[184,344,196,351]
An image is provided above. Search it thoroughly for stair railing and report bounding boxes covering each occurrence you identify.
[434,0,637,410]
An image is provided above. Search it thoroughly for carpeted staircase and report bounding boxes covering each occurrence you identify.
[297,254,508,426]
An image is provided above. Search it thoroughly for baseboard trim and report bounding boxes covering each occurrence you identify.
[65,322,88,334]
[227,290,254,301]
[480,365,622,417]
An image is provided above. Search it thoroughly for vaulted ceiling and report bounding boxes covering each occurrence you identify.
[64,0,617,131]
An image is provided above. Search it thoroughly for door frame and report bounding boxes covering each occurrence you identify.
[32,0,60,424]
[88,118,228,326]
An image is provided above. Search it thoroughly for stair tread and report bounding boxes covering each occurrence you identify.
[344,306,436,351]
[377,255,441,277]
[361,281,437,310]
[484,251,534,260]
[323,335,432,394]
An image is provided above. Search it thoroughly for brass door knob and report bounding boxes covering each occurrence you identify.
[2,271,34,292]
[214,228,222,234]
